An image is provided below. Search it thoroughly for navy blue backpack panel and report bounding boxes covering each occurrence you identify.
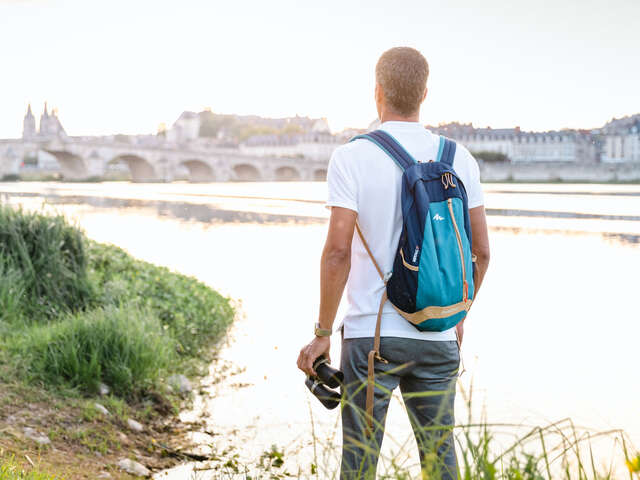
[350,130,475,332]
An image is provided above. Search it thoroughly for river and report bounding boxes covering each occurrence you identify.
[1,181,639,478]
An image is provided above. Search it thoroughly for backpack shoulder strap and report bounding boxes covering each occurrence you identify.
[350,129,417,171]
[437,135,457,167]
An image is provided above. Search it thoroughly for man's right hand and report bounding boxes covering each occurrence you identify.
[297,336,331,377]
[456,320,464,346]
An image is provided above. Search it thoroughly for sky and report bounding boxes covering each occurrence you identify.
[1,0,639,138]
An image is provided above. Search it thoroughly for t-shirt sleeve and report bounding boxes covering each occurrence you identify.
[325,147,358,212]
[457,146,485,209]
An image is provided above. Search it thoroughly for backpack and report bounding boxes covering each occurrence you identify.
[349,129,476,433]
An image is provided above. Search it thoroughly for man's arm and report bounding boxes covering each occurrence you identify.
[470,205,490,294]
[457,205,490,343]
[297,206,356,377]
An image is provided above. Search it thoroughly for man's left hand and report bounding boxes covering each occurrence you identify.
[297,336,331,377]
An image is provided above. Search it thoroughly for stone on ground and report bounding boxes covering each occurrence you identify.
[94,403,110,416]
[23,427,51,445]
[168,374,192,393]
[116,458,150,477]
[127,418,144,432]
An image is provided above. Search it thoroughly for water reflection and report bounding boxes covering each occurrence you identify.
[1,182,639,478]
[2,190,640,245]
[1,191,326,225]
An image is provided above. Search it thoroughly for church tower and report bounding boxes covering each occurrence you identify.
[22,104,36,139]
[39,102,51,136]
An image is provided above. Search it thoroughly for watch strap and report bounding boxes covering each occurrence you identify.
[314,322,331,337]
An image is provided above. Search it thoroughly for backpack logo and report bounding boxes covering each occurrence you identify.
[432,213,445,221]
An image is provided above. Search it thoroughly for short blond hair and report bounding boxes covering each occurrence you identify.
[376,47,429,116]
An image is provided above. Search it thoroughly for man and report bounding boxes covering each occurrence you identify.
[297,47,490,479]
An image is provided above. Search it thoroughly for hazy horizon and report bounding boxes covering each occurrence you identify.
[2,0,639,138]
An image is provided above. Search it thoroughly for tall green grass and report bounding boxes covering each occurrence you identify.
[298,381,640,480]
[16,305,176,396]
[0,205,91,322]
[0,203,234,398]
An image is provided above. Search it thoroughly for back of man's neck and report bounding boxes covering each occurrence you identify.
[380,113,420,123]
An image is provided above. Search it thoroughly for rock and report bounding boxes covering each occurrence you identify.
[117,432,129,444]
[97,473,111,479]
[94,403,110,416]
[116,458,150,477]
[168,374,192,393]
[98,383,110,396]
[23,427,51,445]
[127,418,144,432]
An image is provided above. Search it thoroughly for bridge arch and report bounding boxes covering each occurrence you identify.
[180,159,215,182]
[232,164,261,181]
[274,166,301,181]
[313,168,327,181]
[46,150,88,180]
[109,154,157,182]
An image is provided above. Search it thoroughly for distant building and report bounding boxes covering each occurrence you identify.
[22,102,66,140]
[240,132,340,160]
[166,111,200,143]
[597,114,640,163]
[38,103,66,138]
[22,104,36,139]
[429,123,598,163]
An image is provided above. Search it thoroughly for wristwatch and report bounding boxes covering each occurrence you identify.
[314,322,332,337]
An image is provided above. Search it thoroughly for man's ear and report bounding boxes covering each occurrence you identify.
[421,87,428,104]
[375,83,384,118]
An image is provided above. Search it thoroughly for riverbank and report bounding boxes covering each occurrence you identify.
[0,204,235,478]
[2,184,640,479]
[4,161,640,185]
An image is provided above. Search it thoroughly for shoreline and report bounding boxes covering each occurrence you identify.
[0,205,236,479]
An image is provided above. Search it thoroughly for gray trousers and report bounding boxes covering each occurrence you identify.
[340,336,460,480]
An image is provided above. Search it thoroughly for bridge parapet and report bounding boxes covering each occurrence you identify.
[0,136,330,182]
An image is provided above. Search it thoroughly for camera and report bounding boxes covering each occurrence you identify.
[304,355,344,410]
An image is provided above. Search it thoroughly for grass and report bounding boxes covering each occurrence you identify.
[0,456,59,480]
[0,202,234,398]
[15,305,176,396]
[0,204,91,322]
[87,240,234,357]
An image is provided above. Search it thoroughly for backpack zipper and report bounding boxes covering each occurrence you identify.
[447,198,469,301]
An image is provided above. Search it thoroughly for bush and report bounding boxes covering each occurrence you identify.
[17,305,176,396]
[0,205,92,322]
[0,174,20,182]
[0,204,234,397]
[87,241,234,355]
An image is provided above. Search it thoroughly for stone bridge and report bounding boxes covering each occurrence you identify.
[0,137,329,182]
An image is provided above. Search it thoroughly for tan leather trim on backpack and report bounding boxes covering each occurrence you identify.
[392,299,472,325]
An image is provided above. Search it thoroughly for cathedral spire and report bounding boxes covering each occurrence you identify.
[43,102,49,117]
[23,103,37,139]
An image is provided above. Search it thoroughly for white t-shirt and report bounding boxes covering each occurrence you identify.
[326,121,484,340]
